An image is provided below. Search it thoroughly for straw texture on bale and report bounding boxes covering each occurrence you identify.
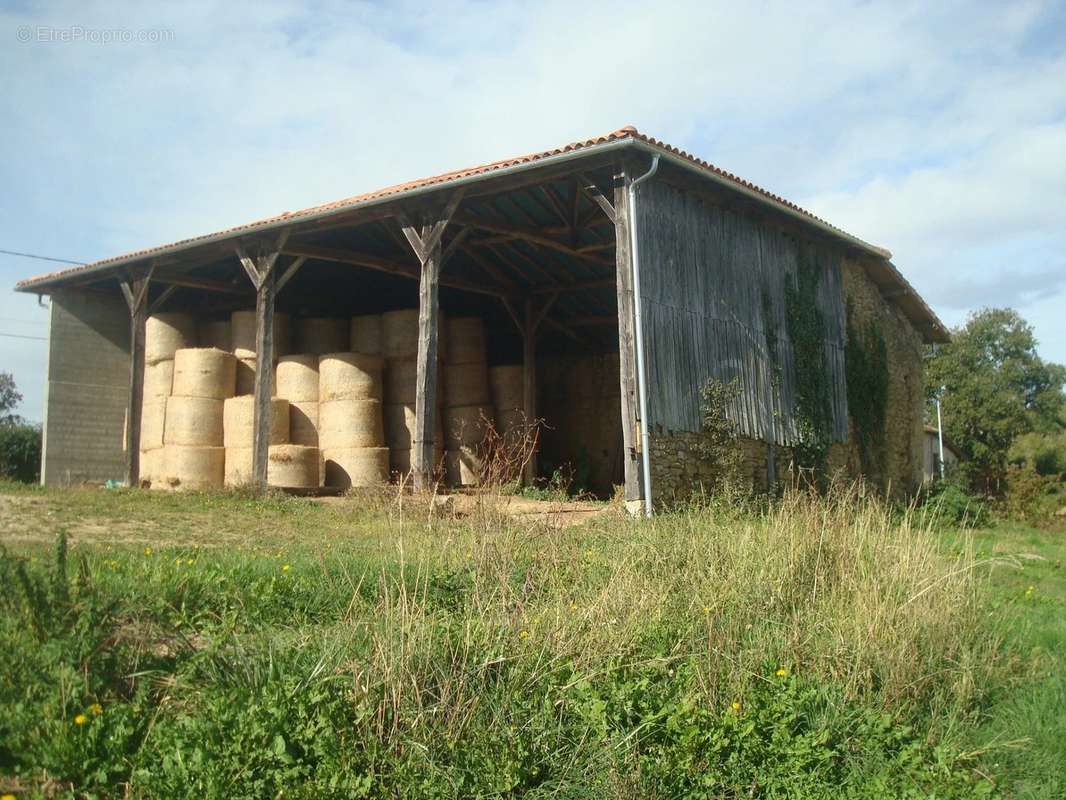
[350,314,382,355]
[489,365,524,412]
[144,360,174,399]
[381,309,421,359]
[382,403,443,448]
[444,447,482,487]
[389,446,444,478]
[164,445,224,490]
[288,400,319,446]
[319,353,383,402]
[139,448,164,487]
[323,447,389,488]
[222,396,290,448]
[145,313,196,364]
[445,317,486,365]
[224,447,253,486]
[198,319,232,352]
[275,355,319,402]
[163,396,224,446]
[443,362,490,407]
[318,399,385,449]
[172,348,236,400]
[384,358,444,405]
[140,398,167,450]
[495,407,528,437]
[231,310,290,359]
[234,357,259,396]
[268,445,320,488]
[443,404,493,446]
[294,317,349,355]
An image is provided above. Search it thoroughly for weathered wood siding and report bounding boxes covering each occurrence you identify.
[636,179,848,445]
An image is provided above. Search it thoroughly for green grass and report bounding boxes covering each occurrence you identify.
[0,480,1062,797]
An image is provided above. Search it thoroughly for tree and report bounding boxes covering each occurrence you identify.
[0,372,22,425]
[926,308,1066,492]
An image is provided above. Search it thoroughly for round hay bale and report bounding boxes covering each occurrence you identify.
[444,447,482,487]
[382,403,444,448]
[383,358,417,404]
[389,445,443,478]
[489,365,524,411]
[318,399,384,449]
[443,362,490,407]
[288,400,319,446]
[443,404,493,446]
[445,317,486,365]
[234,357,258,396]
[268,444,320,488]
[164,445,224,490]
[495,407,528,436]
[164,396,224,446]
[145,313,195,364]
[350,314,382,355]
[139,447,164,487]
[276,354,319,402]
[231,310,291,358]
[319,353,383,402]
[199,318,232,351]
[322,447,389,488]
[224,446,253,487]
[172,348,236,399]
[294,317,348,355]
[144,359,174,399]
[140,398,167,450]
[381,309,420,359]
[222,396,290,448]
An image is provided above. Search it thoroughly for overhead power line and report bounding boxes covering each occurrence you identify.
[0,248,84,265]
[0,332,47,341]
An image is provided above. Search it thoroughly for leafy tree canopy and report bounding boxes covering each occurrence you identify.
[0,372,24,426]
[926,308,1065,488]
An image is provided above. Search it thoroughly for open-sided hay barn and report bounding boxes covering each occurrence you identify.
[15,128,947,510]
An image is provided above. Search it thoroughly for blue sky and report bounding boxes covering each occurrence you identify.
[2,0,1064,422]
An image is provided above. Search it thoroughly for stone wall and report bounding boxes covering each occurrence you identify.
[42,290,130,486]
[648,258,927,504]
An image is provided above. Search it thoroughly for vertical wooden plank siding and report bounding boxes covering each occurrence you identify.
[636,179,848,445]
[613,164,643,502]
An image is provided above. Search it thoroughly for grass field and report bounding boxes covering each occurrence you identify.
[0,481,1062,798]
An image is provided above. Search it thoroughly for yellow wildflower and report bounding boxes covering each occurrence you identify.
[2,793,17,800]
[703,606,710,614]
[570,602,577,611]
[144,547,152,556]
[775,667,789,677]
[187,559,194,565]
[519,629,530,639]
[74,714,88,725]
[89,703,103,716]
[282,564,290,572]
[730,701,741,712]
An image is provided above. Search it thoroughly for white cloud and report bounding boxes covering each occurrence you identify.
[1,0,1064,422]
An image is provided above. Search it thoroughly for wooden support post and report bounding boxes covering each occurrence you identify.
[613,163,643,505]
[119,267,154,487]
[236,232,289,489]
[398,190,464,490]
[522,296,537,484]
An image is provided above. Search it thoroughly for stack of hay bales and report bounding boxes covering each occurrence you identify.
[222,397,317,488]
[231,310,290,395]
[381,309,446,480]
[294,317,348,355]
[442,317,493,487]
[319,352,388,488]
[162,347,235,490]
[276,355,321,447]
[140,314,196,486]
[198,318,232,352]
[490,365,526,444]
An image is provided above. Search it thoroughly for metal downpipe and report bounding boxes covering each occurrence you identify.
[628,154,660,517]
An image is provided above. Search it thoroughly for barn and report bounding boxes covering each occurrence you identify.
[14,127,948,511]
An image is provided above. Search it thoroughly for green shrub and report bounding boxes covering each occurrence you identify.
[918,476,993,529]
[0,422,42,483]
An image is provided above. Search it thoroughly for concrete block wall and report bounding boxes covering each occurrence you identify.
[41,290,130,486]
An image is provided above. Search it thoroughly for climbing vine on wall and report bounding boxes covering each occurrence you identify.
[784,251,834,473]
[845,303,889,475]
